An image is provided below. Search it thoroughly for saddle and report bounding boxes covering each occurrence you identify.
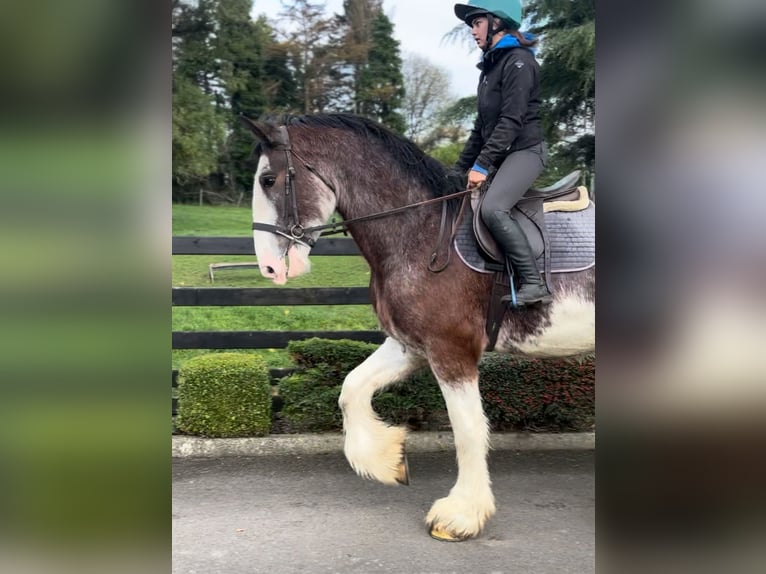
[465,170,593,351]
[472,170,589,268]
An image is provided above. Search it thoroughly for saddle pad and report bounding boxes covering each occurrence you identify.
[454,202,595,274]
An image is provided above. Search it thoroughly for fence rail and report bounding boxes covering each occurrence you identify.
[172,286,371,306]
[172,235,381,352]
[172,236,360,256]
[173,329,385,349]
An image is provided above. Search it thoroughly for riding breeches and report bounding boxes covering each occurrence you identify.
[479,142,547,221]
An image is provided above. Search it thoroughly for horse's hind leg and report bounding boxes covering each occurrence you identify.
[338,337,425,485]
[426,360,495,541]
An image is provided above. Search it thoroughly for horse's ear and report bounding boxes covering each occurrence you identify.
[239,114,278,146]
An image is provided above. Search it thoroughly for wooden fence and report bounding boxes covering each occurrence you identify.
[172,236,384,416]
[172,236,384,350]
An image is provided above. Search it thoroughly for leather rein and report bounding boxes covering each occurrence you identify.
[251,126,472,270]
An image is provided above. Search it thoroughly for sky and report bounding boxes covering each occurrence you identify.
[250,0,482,98]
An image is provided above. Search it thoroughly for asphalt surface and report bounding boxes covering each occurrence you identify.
[173,449,594,574]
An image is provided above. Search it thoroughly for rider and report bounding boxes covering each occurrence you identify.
[453,0,552,305]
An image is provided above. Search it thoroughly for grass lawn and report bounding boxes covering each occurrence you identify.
[173,204,253,236]
[172,204,377,369]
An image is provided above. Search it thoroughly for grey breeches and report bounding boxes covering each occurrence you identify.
[479,142,547,221]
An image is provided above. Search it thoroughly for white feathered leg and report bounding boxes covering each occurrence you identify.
[427,380,495,540]
[338,337,424,485]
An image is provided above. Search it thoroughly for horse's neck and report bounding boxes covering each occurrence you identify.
[336,179,440,267]
[294,128,440,265]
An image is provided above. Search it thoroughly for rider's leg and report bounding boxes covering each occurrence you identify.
[480,143,551,305]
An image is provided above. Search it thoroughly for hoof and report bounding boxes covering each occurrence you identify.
[429,525,467,542]
[395,452,410,485]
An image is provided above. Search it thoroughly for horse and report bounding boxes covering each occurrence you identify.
[241,113,595,541]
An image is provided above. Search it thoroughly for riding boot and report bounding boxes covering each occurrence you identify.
[484,210,553,306]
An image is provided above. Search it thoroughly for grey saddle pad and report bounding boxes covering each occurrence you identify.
[454,201,595,274]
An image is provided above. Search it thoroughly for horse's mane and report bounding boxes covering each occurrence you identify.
[281,113,463,201]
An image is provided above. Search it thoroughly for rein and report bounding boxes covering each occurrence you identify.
[252,126,473,254]
[302,187,472,238]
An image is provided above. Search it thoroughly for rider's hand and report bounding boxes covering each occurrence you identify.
[467,169,487,189]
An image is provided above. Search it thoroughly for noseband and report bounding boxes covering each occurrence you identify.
[252,125,472,253]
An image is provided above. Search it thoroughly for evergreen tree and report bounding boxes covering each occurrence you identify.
[172,0,298,198]
[215,1,296,193]
[172,0,226,197]
[172,0,218,92]
[357,9,405,133]
[527,0,595,180]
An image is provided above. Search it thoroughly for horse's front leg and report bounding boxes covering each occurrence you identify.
[426,360,495,541]
[338,337,425,485]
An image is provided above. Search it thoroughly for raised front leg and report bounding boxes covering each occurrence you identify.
[338,337,425,485]
[426,376,495,541]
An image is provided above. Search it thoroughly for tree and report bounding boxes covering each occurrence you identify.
[172,76,226,192]
[278,0,338,113]
[421,95,478,162]
[172,0,218,93]
[401,54,451,144]
[357,9,405,133]
[340,0,382,113]
[172,1,226,197]
[172,0,298,198]
[527,0,595,180]
[215,1,297,193]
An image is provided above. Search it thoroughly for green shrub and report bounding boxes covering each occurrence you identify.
[176,353,272,437]
[279,371,343,432]
[278,339,594,434]
[372,370,448,429]
[280,339,447,431]
[287,338,378,374]
[279,339,376,432]
[480,353,595,431]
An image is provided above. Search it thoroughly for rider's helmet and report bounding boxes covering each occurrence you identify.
[454,0,522,32]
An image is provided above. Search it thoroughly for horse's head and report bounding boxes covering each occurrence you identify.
[241,115,337,284]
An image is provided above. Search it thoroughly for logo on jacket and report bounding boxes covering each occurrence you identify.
[514,62,524,69]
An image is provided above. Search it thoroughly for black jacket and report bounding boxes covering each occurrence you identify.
[455,41,543,173]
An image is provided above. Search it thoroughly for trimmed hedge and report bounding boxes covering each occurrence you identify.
[480,354,595,431]
[287,338,379,374]
[279,370,343,432]
[176,353,272,437]
[278,338,448,432]
[372,370,449,429]
[276,339,594,433]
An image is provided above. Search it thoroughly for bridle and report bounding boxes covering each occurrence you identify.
[250,126,337,249]
[251,125,473,264]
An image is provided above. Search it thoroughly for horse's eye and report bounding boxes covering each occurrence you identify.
[260,174,277,189]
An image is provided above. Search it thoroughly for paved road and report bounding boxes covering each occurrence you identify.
[173,450,594,574]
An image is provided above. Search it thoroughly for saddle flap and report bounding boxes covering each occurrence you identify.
[472,194,544,264]
[454,198,595,276]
